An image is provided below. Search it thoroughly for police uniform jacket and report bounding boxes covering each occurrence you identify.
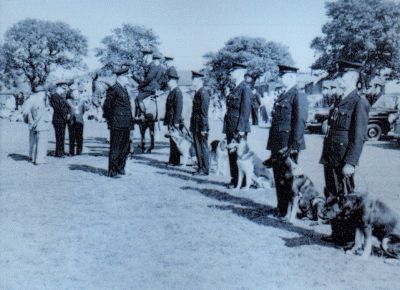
[102,82,134,129]
[223,81,252,135]
[49,93,69,125]
[190,87,210,133]
[164,87,183,127]
[320,90,370,167]
[267,86,308,152]
[138,62,165,94]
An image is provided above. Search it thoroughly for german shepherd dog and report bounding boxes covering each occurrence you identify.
[283,157,325,224]
[209,139,228,176]
[165,127,195,166]
[227,138,274,190]
[319,193,400,259]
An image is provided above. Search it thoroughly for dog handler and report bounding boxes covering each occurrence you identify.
[223,62,253,188]
[320,60,370,246]
[190,70,211,175]
[266,65,308,218]
[164,66,183,166]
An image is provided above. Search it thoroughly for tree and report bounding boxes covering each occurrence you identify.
[0,18,88,92]
[95,24,160,78]
[311,0,400,79]
[203,36,294,97]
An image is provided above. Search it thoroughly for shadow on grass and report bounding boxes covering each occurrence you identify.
[7,153,31,162]
[182,186,335,249]
[69,164,108,176]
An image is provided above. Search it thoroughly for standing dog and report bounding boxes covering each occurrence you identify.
[319,193,400,259]
[284,157,325,224]
[227,138,274,190]
[165,127,195,166]
[210,139,228,176]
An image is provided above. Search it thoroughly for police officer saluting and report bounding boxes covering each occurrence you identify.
[190,70,211,175]
[102,65,134,178]
[266,65,308,218]
[223,62,253,188]
[320,60,370,246]
[164,66,183,166]
[49,79,73,157]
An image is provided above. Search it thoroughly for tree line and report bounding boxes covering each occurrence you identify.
[0,0,399,97]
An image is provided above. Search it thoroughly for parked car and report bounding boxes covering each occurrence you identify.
[306,94,330,134]
[367,93,399,140]
[306,93,399,140]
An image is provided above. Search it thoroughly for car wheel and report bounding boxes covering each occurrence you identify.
[367,124,382,141]
[321,120,329,135]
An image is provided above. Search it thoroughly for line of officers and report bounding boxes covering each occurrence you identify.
[97,50,373,248]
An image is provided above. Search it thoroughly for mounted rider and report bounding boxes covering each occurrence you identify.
[134,49,166,122]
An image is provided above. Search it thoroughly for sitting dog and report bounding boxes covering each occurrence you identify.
[227,138,274,190]
[284,157,325,224]
[319,193,400,259]
[209,139,228,176]
[165,127,195,166]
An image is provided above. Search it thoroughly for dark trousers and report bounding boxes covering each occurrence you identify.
[68,122,84,155]
[192,131,210,174]
[251,108,259,125]
[324,165,356,243]
[169,138,181,165]
[226,132,247,186]
[53,122,66,157]
[108,128,130,177]
[272,152,298,215]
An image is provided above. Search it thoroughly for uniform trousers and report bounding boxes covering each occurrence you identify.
[53,122,66,156]
[323,165,356,243]
[108,128,131,177]
[29,128,35,160]
[30,130,49,164]
[68,122,84,155]
[251,107,259,125]
[272,152,298,216]
[192,131,210,174]
[226,132,247,186]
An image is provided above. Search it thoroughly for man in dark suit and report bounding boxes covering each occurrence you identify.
[320,60,370,246]
[49,79,73,157]
[223,62,253,188]
[103,66,134,178]
[190,70,210,175]
[266,65,308,218]
[163,66,183,165]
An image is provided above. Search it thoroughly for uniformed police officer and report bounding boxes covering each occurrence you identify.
[266,65,308,218]
[223,62,253,188]
[320,60,370,246]
[164,66,183,166]
[102,65,134,178]
[190,70,211,175]
[248,73,262,126]
[49,79,73,157]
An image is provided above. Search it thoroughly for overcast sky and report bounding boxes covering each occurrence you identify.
[0,0,328,71]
